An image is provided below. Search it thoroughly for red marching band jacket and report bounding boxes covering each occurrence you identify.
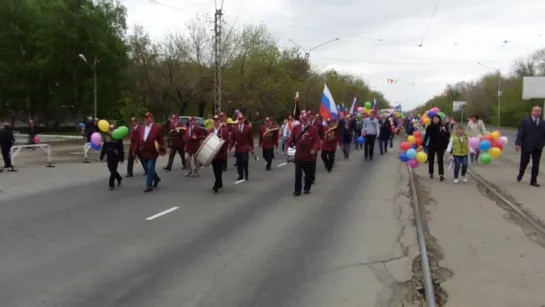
[259,125,279,149]
[312,118,324,139]
[129,124,140,155]
[321,125,340,152]
[131,123,166,159]
[208,126,231,161]
[287,124,321,162]
[230,123,254,153]
[184,124,205,154]
[169,120,185,148]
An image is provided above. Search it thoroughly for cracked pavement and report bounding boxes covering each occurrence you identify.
[0,148,416,307]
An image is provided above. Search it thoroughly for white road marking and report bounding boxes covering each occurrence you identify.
[234,179,246,184]
[277,163,287,167]
[145,207,179,220]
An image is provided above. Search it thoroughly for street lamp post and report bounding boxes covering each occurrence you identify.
[79,54,98,127]
[478,62,502,127]
[288,38,340,108]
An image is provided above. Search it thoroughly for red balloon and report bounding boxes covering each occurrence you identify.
[400,141,412,151]
[415,137,423,145]
[481,135,494,142]
[492,141,503,150]
[414,131,422,138]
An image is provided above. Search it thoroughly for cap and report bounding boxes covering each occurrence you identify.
[145,112,153,118]
[213,115,220,120]
[265,117,270,121]
[220,112,225,116]
[237,114,244,120]
[131,117,137,122]
[307,110,314,116]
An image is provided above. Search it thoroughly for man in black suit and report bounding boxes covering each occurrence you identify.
[515,106,545,187]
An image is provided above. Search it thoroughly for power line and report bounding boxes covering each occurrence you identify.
[315,56,509,66]
[417,0,442,48]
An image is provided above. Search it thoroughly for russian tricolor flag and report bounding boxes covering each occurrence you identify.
[320,84,338,120]
[349,97,358,115]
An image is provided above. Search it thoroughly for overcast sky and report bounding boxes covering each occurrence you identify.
[121,0,544,110]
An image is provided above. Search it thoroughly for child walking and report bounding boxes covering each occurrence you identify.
[100,133,124,190]
[446,124,473,183]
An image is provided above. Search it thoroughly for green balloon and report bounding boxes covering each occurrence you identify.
[357,113,363,119]
[364,101,372,109]
[479,152,492,164]
[438,112,445,119]
[111,126,129,140]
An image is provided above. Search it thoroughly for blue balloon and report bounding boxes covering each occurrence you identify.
[357,136,366,144]
[90,142,101,151]
[79,122,85,128]
[406,148,417,159]
[427,111,436,118]
[479,140,492,152]
[412,144,418,149]
[400,152,409,162]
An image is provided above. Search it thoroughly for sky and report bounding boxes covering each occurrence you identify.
[121,0,545,110]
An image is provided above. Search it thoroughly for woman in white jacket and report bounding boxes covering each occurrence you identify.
[465,114,487,164]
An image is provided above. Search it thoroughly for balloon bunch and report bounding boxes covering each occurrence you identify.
[469,130,508,164]
[89,119,131,151]
[399,130,428,168]
[356,101,374,116]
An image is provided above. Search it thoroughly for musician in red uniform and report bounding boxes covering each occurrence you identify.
[209,115,230,192]
[287,114,321,196]
[230,114,254,180]
[164,113,187,171]
[259,117,279,171]
[184,116,205,176]
[321,118,339,172]
[126,117,147,177]
[307,111,323,184]
[132,112,166,192]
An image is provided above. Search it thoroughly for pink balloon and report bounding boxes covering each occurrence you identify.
[34,136,40,143]
[90,132,102,145]
[469,137,480,149]
[432,107,440,113]
[357,106,365,113]
[408,159,419,168]
[498,136,508,145]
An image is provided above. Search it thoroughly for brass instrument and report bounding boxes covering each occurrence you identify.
[262,127,279,140]
[324,124,338,141]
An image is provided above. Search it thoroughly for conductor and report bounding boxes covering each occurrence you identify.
[515,105,545,187]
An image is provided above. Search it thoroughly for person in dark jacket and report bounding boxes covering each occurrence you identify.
[378,114,392,154]
[423,115,449,181]
[341,118,353,159]
[515,105,545,186]
[100,132,125,190]
[0,123,15,169]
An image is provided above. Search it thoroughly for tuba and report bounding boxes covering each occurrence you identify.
[324,124,338,141]
[262,126,280,140]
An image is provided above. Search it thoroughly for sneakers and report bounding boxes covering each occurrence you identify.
[454,179,459,184]
[454,177,468,184]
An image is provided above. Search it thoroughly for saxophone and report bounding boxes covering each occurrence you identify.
[262,126,280,140]
[324,124,338,141]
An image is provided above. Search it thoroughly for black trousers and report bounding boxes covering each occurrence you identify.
[165,146,186,170]
[127,153,147,175]
[262,148,274,168]
[295,160,314,193]
[321,150,335,171]
[1,145,12,167]
[212,159,224,188]
[428,147,445,176]
[235,152,249,178]
[107,158,122,187]
[519,148,542,184]
[364,134,377,158]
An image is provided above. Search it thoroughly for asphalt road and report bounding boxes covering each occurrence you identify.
[0,148,412,307]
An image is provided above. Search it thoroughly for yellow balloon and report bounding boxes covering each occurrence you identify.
[490,131,500,140]
[423,117,431,125]
[407,135,416,144]
[416,151,428,163]
[489,147,502,159]
[98,119,110,132]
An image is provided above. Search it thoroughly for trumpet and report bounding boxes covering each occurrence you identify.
[324,124,338,141]
[262,127,279,140]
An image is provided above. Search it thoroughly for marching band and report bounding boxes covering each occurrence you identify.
[125,109,372,196]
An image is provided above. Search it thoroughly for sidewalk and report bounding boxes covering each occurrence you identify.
[412,166,545,307]
[469,154,545,223]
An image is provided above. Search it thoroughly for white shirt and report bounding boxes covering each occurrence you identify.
[533,117,540,125]
[239,124,244,132]
[214,127,220,136]
[144,124,152,141]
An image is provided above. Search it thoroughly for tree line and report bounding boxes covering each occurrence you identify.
[0,0,391,129]
[415,48,545,127]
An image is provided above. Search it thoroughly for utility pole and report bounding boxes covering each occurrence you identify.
[478,62,502,126]
[213,6,223,114]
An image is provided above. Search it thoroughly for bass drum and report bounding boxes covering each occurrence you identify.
[196,133,225,167]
